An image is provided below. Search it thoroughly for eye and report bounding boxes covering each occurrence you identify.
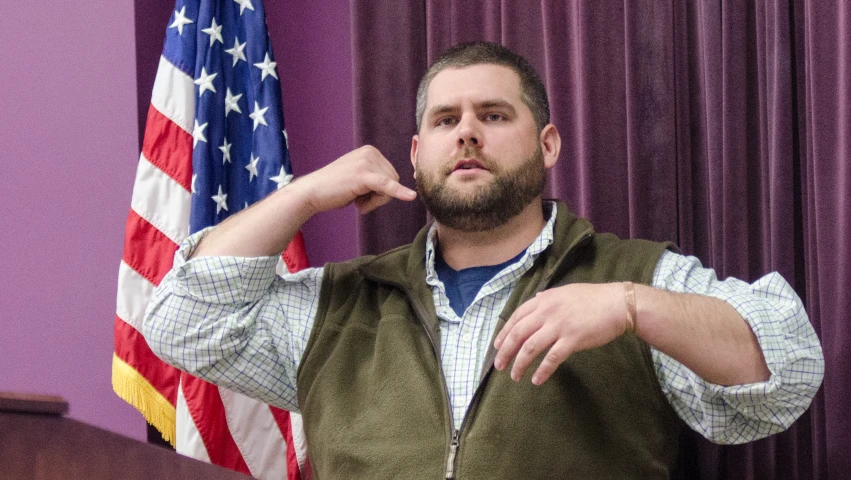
[484,113,506,122]
[436,116,457,127]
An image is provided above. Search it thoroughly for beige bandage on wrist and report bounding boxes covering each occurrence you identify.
[623,281,638,334]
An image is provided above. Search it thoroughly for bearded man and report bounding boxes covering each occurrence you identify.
[143,42,823,479]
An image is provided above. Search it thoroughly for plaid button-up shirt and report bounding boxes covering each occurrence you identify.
[144,204,823,444]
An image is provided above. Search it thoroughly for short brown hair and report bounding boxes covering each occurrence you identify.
[416,42,550,132]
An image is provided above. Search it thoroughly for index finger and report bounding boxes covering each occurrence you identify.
[494,295,539,349]
[363,173,417,202]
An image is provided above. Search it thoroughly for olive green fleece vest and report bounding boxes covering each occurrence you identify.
[297,202,682,479]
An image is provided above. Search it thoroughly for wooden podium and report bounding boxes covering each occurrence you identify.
[0,392,252,479]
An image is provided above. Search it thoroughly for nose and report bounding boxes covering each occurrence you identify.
[457,115,481,148]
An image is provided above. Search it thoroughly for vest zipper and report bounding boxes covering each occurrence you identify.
[393,230,594,478]
[400,286,460,478]
[445,429,460,479]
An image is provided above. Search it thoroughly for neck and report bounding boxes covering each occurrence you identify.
[435,198,546,270]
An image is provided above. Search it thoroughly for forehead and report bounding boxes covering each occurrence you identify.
[426,64,523,107]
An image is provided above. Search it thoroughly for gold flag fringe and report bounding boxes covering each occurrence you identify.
[111,354,176,446]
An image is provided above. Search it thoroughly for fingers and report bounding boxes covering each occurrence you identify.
[303,146,416,214]
[354,193,390,214]
[493,290,576,386]
[356,145,398,180]
[494,295,538,349]
[354,146,407,190]
[351,147,416,212]
[493,298,541,372]
[509,327,559,383]
[531,339,573,385]
[362,172,417,202]
[354,173,416,214]
[493,284,629,386]
[493,303,575,384]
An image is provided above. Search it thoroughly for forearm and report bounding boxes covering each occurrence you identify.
[192,145,416,258]
[646,252,823,443]
[192,180,313,258]
[494,250,822,443]
[634,285,770,386]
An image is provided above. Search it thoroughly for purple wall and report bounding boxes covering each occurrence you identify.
[1,0,354,441]
[0,1,145,439]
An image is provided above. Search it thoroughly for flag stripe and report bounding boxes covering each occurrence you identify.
[122,209,179,287]
[221,389,289,478]
[271,406,305,480]
[175,378,212,462]
[141,106,194,193]
[289,411,310,475]
[114,316,179,406]
[181,373,251,474]
[131,154,191,246]
[116,260,156,332]
[283,231,310,273]
[290,411,309,475]
[151,55,194,134]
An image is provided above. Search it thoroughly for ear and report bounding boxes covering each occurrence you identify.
[410,134,420,178]
[539,124,561,169]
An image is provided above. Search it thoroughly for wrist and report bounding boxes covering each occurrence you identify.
[281,176,320,221]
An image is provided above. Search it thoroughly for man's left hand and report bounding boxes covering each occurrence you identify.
[493,283,630,385]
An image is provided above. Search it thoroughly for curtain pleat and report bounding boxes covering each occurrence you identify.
[350,0,850,477]
[801,2,851,478]
[350,0,428,254]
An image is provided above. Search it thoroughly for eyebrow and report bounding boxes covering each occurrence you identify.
[478,99,515,112]
[427,99,517,120]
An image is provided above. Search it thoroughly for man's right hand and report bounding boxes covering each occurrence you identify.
[192,145,416,258]
[292,145,417,216]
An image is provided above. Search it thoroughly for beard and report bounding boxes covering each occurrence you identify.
[415,146,547,232]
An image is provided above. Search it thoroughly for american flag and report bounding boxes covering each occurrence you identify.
[113,0,310,478]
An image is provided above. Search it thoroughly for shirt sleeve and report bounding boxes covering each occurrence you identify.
[142,227,324,412]
[650,250,824,444]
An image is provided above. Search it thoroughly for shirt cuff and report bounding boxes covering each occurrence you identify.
[653,250,822,409]
[701,272,821,407]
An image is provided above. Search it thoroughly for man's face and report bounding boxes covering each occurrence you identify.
[411,64,549,232]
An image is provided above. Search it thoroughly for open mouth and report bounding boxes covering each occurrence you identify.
[452,159,488,172]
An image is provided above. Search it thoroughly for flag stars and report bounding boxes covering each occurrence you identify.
[225,37,247,67]
[219,138,233,164]
[191,174,197,194]
[282,129,289,149]
[270,166,293,190]
[169,6,194,35]
[225,88,243,116]
[246,154,260,181]
[212,185,229,214]
[195,68,218,97]
[254,53,278,81]
[234,0,255,15]
[192,119,208,148]
[202,18,224,46]
[250,101,269,130]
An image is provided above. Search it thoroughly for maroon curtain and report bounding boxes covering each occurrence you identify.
[351,0,850,478]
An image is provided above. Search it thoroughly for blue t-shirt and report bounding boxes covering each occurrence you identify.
[435,248,526,318]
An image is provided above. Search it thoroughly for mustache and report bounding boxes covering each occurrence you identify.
[439,148,499,176]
